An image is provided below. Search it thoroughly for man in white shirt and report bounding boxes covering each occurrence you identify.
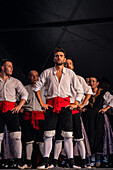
[65,57,92,168]
[0,59,28,168]
[33,47,84,169]
[49,57,92,168]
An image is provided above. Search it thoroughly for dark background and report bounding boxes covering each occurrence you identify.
[0,0,113,87]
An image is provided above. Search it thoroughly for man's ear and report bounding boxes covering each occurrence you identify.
[97,82,99,86]
[1,65,4,71]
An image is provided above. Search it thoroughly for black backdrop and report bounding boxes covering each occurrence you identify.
[0,0,113,87]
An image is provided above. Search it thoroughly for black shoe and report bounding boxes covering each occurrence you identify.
[37,162,49,169]
[60,155,67,168]
[18,163,32,169]
[37,157,49,169]
[48,159,58,168]
[0,159,8,168]
[102,155,109,168]
[68,158,81,169]
[17,159,26,169]
[90,161,96,168]
[10,162,17,168]
[95,154,102,168]
[10,158,24,169]
[1,159,15,169]
[79,159,91,168]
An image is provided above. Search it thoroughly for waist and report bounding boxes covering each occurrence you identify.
[23,111,45,120]
[47,96,70,113]
[0,101,16,113]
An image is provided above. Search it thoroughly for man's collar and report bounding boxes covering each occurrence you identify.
[0,76,11,82]
[53,66,66,74]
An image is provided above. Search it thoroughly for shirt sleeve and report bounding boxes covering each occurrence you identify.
[103,91,113,107]
[33,70,47,92]
[79,76,93,95]
[16,80,28,101]
[71,73,84,102]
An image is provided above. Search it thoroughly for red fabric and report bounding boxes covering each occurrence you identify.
[72,109,79,114]
[47,97,79,114]
[23,111,31,120]
[0,101,15,113]
[23,111,45,130]
[47,96,70,113]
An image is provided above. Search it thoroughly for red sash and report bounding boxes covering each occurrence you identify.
[0,101,16,113]
[47,96,70,113]
[23,111,45,130]
[72,109,79,114]
[47,96,79,114]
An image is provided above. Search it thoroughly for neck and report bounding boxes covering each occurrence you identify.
[0,72,9,82]
[55,64,64,72]
[92,87,98,94]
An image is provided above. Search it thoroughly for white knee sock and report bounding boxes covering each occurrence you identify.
[0,133,4,158]
[13,139,22,159]
[0,140,2,158]
[44,137,53,158]
[54,140,62,160]
[77,140,86,160]
[38,142,44,157]
[64,138,73,159]
[26,143,33,160]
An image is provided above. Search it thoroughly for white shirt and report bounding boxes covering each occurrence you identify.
[77,75,93,95]
[70,75,93,103]
[103,91,113,108]
[33,67,84,102]
[0,76,28,102]
[23,84,46,111]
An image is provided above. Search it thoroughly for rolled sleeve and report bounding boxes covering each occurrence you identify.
[77,75,93,95]
[72,74,84,102]
[16,81,28,101]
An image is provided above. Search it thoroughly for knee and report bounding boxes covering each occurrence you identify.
[62,131,73,138]
[55,140,63,143]
[36,142,44,145]
[74,134,84,142]
[10,131,21,140]
[44,130,55,137]
[26,141,34,144]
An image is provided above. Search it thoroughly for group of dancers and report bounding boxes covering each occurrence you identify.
[0,47,113,169]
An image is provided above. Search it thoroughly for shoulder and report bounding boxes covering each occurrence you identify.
[10,77,21,83]
[104,91,113,98]
[77,75,88,85]
[77,75,84,82]
[40,67,53,76]
[10,77,25,88]
[25,84,31,89]
[65,67,76,76]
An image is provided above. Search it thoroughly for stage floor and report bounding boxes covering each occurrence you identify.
[2,168,113,170]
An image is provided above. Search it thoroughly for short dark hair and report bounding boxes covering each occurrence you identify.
[0,59,12,67]
[66,56,74,64]
[53,47,66,56]
[90,75,100,82]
